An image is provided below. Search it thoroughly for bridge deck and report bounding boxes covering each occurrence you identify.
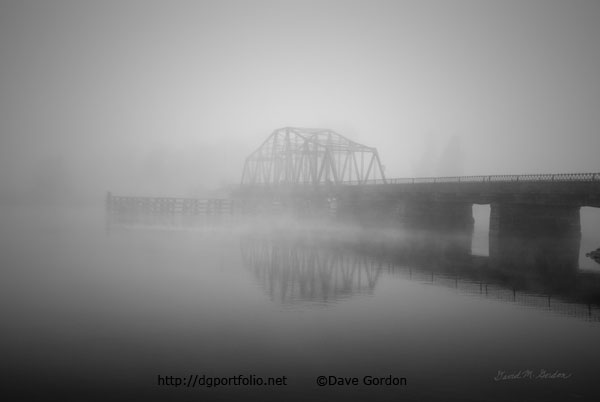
[236,172,600,207]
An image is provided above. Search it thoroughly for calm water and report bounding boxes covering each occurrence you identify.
[2,206,600,401]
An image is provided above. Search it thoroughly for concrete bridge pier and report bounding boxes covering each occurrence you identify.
[289,194,332,219]
[335,194,403,227]
[336,195,475,231]
[397,199,475,231]
[489,203,581,272]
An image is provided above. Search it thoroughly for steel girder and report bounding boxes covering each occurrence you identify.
[241,127,386,186]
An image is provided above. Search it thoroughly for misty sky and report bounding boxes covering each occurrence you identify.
[1,0,599,203]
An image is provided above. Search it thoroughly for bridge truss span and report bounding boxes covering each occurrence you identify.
[240,127,386,186]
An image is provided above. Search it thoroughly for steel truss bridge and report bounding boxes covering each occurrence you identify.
[107,127,600,243]
[240,127,600,187]
[241,127,386,186]
[235,128,600,270]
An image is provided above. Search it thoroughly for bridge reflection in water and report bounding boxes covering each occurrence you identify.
[240,229,600,321]
[240,234,383,304]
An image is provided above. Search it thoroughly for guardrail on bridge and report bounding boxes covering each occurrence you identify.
[241,172,600,186]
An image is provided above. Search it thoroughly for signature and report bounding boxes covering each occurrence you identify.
[494,369,572,381]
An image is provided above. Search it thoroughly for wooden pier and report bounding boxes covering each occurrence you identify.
[106,192,237,216]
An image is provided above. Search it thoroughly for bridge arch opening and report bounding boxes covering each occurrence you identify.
[580,207,600,271]
[471,204,490,256]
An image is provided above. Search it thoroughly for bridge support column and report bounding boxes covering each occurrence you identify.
[335,193,398,227]
[489,203,581,272]
[398,199,474,231]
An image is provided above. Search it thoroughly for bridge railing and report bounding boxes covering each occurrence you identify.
[357,172,600,185]
[238,173,600,187]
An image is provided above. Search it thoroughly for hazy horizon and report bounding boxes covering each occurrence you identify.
[1,0,599,205]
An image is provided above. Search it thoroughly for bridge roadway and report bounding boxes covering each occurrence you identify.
[236,173,600,210]
[237,172,600,206]
[348,173,600,205]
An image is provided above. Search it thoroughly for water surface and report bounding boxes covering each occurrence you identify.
[2,206,600,401]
